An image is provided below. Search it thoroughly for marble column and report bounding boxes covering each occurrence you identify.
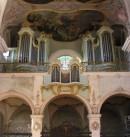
[88,114,101,137]
[30,115,43,137]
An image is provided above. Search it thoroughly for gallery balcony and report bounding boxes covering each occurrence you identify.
[0,61,130,73]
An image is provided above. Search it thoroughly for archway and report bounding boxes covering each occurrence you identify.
[0,96,32,136]
[100,95,130,137]
[42,96,90,137]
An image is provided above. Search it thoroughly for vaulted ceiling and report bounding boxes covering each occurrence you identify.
[1,0,128,41]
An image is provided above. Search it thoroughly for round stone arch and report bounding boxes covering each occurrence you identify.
[0,89,35,114]
[98,89,130,113]
[41,94,92,115]
[0,0,7,27]
[49,49,82,63]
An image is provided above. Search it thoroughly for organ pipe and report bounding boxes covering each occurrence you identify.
[39,40,45,63]
[87,40,93,63]
[98,26,115,62]
[82,34,95,63]
[18,23,49,64]
[18,26,34,63]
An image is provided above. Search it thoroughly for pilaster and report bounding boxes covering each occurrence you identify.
[88,114,101,137]
[30,115,43,137]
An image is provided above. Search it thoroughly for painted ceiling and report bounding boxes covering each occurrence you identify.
[23,0,55,4]
[76,0,106,3]
[27,10,104,41]
[1,0,128,41]
[23,0,106,4]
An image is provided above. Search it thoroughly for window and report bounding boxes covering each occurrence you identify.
[58,56,73,71]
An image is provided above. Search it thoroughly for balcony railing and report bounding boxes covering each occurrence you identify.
[81,61,130,72]
[0,62,50,73]
[42,131,91,137]
[101,131,127,137]
[0,132,32,137]
[0,61,130,73]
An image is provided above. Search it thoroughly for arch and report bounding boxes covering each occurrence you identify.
[49,49,82,63]
[41,94,92,115]
[51,105,83,129]
[0,90,34,114]
[98,89,130,113]
[0,0,7,28]
[10,104,31,121]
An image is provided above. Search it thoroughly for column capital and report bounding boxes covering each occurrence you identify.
[88,114,101,119]
[31,115,44,119]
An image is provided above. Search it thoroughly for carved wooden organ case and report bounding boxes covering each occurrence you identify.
[17,26,49,64]
[51,60,80,83]
[82,25,116,71]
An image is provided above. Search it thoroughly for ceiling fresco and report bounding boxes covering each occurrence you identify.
[1,0,128,42]
[2,0,127,26]
[76,0,106,3]
[23,0,55,4]
[27,10,105,41]
[23,0,106,4]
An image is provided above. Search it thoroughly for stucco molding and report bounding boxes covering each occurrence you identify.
[41,83,90,96]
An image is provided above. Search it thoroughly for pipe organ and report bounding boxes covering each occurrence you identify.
[3,23,127,73]
[82,34,95,63]
[18,25,49,64]
[98,26,115,62]
[18,27,34,63]
[11,23,50,72]
[51,60,80,83]
[82,25,116,71]
[82,26,115,63]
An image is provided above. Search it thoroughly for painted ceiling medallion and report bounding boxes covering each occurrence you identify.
[23,0,55,4]
[77,0,106,3]
[27,10,105,41]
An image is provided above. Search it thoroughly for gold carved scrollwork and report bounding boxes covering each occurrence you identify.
[41,83,90,95]
[22,20,31,28]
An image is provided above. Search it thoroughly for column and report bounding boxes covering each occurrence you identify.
[99,35,104,62]
[88,114,101,137]
[31,115,43,137]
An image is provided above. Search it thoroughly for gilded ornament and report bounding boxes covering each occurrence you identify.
[22,20,31,28]
[41,83,90,95]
